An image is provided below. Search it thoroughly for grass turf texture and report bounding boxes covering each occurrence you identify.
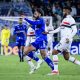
[0,55,80,80]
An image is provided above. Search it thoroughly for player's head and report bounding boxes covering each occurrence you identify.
[63,6,72,16]
[33,8,44,19]
[19,18,23,24]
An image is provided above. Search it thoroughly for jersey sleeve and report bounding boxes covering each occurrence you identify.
[24,18,42,25]
[70,19,77,37]
[49,27,60,34]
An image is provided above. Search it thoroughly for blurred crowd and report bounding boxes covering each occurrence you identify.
[0,0,80,41]
[0,0,80,26]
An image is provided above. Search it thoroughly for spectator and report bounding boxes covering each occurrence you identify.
[77,3,80,16]
[71,4,77,16]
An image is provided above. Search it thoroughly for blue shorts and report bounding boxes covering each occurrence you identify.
[16,38,26,47]
[31,37,47,50]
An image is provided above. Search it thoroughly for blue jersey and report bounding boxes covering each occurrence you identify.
[25,18,47,42]
[25,17,47,50]
[14,24,27,47]
[14,24,27,40]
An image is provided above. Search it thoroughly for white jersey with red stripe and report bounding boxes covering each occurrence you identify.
[26,27,35,46]
[49,15,77,39]
[27,27,35,36]
[60,15,77,38]
[49,15,77,52]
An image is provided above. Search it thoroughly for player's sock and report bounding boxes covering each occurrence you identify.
[25,56,35,68]
[18,50,21,62]
[27,51,39,62]
[21,50,24,62]
[1,46,3,55]
[43,57,54,70]
[53,55,59,71]
[69,56,80,65]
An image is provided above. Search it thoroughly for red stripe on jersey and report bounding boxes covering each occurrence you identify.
[30,32,35,34]
[63,22,70,25]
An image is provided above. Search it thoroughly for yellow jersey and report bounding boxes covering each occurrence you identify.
[1,28,10,46]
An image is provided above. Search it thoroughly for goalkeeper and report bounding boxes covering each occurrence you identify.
[1,25,10,55]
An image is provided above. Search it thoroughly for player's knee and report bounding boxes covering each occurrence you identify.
[24,47,28,54]
[52,50,59,55]
[63,51,69,60]
[40,51,46,59]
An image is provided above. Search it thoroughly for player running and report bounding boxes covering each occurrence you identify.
[44,6,80,75]
[23,8,55,74]
[14,18,27,62]
[25,26,43,74]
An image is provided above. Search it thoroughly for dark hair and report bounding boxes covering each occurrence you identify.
[35,8,44,16]
[63,6,72,12]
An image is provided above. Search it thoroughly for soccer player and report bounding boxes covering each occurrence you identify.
[23,8,55,74]
[44,6,80,75]
[14,18,27,62]
[45,19,59,74]
[25,26,43,74]
[1,25,10,55]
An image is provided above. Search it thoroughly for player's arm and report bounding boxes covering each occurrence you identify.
[43,27,60,34]
[24,18,41,25]
[70,19,77,38]
[71,24,77,38]
[48,27,60,34]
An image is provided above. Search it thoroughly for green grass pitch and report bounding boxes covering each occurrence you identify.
[0,55,80,80]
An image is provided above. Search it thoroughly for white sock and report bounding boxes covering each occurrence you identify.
[69,56,80,65]
[53,55,59,71]
[25,56,35,68]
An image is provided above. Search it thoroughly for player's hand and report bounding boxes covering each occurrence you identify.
[42,32,49,34]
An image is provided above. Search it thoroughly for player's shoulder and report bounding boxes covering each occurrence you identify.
[67,15,75,22]
[62,15,75,24]
[38,17,44,21]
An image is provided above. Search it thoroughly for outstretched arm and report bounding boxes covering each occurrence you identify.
[49,27,60,34]
[24,18,41,25]
[71,24,77,38]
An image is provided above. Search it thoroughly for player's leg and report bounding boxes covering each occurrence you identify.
[4,46,8,55]
[63,50,80,65]
[18,46,22,62]
[38,40,55,74]
[20,46,24,62]
[52,49,59,74]
[63,38,80,65]
[40,49,55,74]
[25,56,36,74]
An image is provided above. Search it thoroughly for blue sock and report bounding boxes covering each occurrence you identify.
[27,51,39,62]
[44,57,54,70]
[18,50,21,59]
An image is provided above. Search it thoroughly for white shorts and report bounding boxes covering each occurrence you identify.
[54,37,73,52]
